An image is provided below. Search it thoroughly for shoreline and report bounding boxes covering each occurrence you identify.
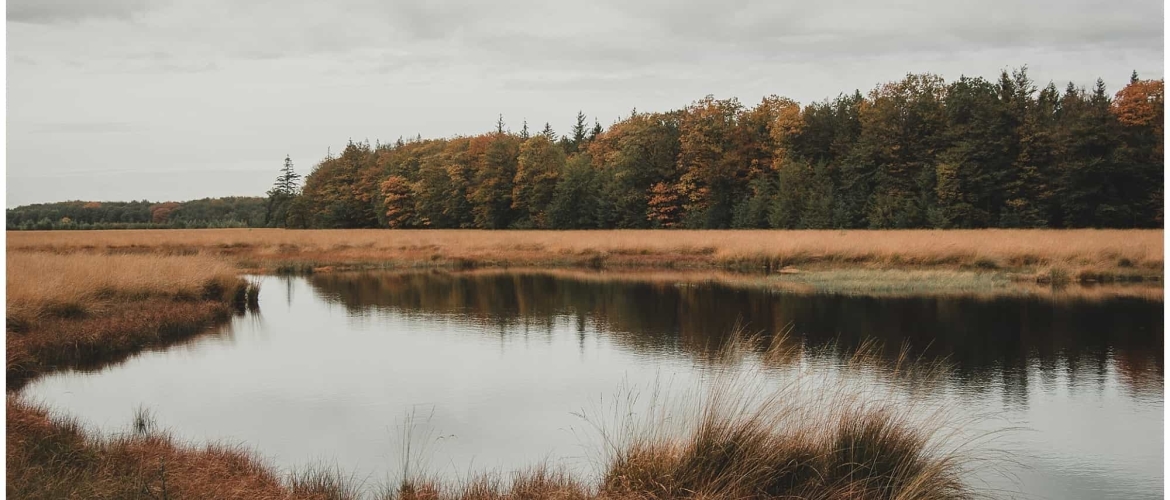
[7,228,1161,498]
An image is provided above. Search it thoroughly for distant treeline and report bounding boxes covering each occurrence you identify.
[6,197,267,230]
[275,68,1162,230]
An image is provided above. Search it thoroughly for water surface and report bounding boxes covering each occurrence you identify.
[24,271,1164,499]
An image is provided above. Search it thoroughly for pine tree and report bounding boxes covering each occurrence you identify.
[541,122,557,141]
[570,111,588,153]
[265,155,302,227]
[275,155,301,195]
[589,119,603,141]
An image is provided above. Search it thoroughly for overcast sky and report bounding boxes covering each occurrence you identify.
[6,0,1164,207]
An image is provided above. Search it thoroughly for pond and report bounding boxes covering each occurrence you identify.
[22,271,1164,499]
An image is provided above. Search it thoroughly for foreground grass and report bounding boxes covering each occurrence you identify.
[9,336,990,500]
[8,398,296,500]
[392,341,983,500]
[8,228,1163,283]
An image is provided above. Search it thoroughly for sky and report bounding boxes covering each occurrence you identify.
[6,0,1165,207]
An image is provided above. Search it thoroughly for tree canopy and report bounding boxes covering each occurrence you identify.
[289,69,1161,229]
[14,68,1162,231]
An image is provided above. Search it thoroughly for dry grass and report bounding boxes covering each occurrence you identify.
[6,252,253,388]
[7,229,1163,278]
[385,336,993,500]
[7,252,238,323]
[3,230,1099,498]
[586,337,981,500]
[7,397,358,500]
[8,312,997,500]
[3,250,325,498]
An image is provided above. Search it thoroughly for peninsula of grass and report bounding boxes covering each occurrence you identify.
[5,252,257,389]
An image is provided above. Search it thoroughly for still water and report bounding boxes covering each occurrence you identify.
[23,271,1164,499]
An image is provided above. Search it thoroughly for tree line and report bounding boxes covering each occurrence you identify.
[271,68,1160,230]
[6,197,268,230]
[12,67,1162,231]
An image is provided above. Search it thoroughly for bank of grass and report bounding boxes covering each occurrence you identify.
[8,229,1163,284]
[4,251,308,499]
[7,397,364,500]
[6,252,257,387]
[329,267,1163,302]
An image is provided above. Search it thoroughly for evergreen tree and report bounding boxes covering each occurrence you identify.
[265,155,302,227]
[541,122,557,141]
[569,111,588,153]
[281,68,1162,231]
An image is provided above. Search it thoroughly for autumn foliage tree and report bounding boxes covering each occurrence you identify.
[287,68,1161,230]
[513,136,566,228]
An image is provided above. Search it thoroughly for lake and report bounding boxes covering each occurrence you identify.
[22,270,1164,499]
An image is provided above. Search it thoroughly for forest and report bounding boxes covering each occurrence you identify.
[6,197,267,230]
[276,68,1163,230]
[10,68,1162,231]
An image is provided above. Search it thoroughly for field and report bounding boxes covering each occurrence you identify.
[9,228,1164,281]
[6,228,1162,498]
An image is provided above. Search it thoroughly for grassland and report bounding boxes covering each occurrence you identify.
[8,228,1164,290]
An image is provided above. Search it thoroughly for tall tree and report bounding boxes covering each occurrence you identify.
[676,96,746,228]
[265,155,302,227]
[569,111,588,153]
[513,136,567,228]
[470,134,521,228]
[858,74,947,228]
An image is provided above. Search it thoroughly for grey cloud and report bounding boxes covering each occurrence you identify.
[8,0,151,23]
[32,121,142,134]
[5,0,1163,206]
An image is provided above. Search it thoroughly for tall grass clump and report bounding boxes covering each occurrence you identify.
[580,334,991,500]
[288,463,365,500]
[381,333,999,500]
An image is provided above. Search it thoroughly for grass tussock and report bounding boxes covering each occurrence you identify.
[8,228,1162,280]
[384,335,993,500]
[388,466,590,500]
[583,338,980,500]
[8,332,999,500]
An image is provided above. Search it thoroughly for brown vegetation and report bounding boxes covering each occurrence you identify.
[7,228,1135,497]
[7,397,358,500]
[4,251,300,498]
[8,228,1163,284]
[386,338,984,500]
[6,253,253,388]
